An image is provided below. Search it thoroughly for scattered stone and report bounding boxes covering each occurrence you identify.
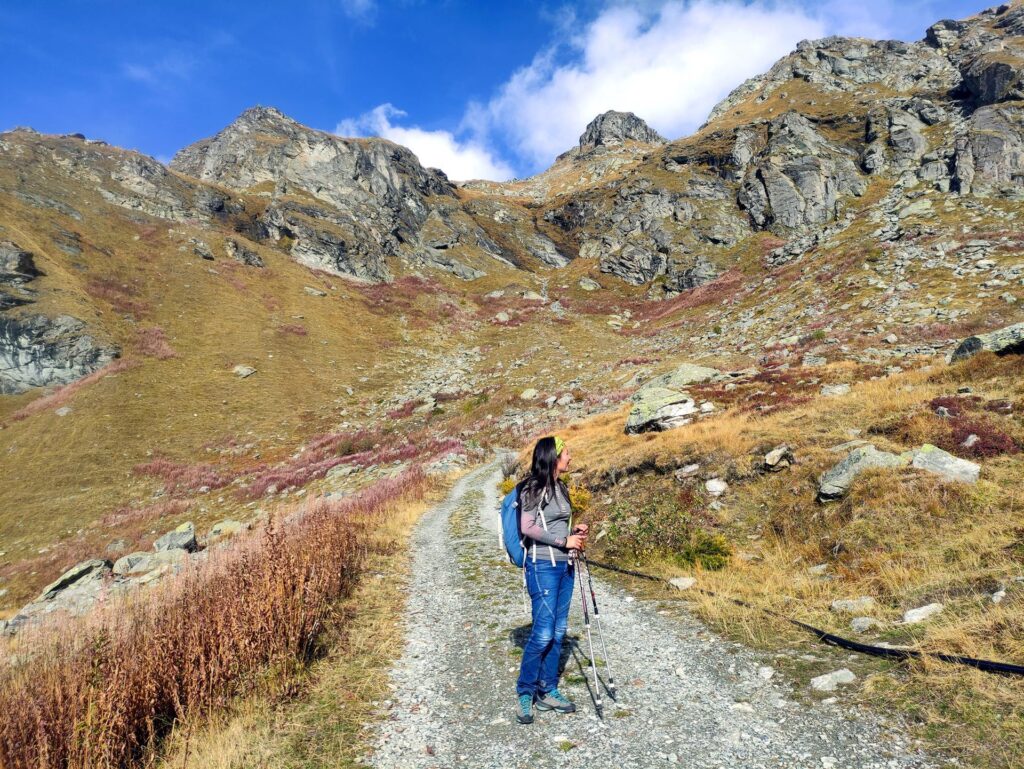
[303,286,327,297]
[807,564,829,576]
[705,478,728,497]
[519,388,538,401]
[831,596,877,614]
[233,364,257,378]
[669,577,696,591]
[494,311,511,323]
[903,602,943,624]
[851,617,882,633]
[578,277,601,291]
[820,383,851,397]
[992,588,1007,604]
[154,522,197,553]
[674,464,700,480]
[810,669,856,692]
[763,444,794,472]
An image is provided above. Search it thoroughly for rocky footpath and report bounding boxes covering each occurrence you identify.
[364,459,935,769]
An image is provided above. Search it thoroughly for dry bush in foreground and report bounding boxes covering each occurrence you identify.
[0,467,430,769]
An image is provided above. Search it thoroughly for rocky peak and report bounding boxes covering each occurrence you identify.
[578,111,666,150]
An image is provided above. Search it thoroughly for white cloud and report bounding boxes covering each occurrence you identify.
[340,0,377,22]
[336,104,516,182]
[473,0,828,170]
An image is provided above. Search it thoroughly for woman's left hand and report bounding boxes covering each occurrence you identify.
[573,523,588,535]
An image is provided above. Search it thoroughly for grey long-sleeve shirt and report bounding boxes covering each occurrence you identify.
[519,482,572,563]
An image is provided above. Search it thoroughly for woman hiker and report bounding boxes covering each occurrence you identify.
[515,435,588,725]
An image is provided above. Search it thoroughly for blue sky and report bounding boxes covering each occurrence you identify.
[1,1,987,180]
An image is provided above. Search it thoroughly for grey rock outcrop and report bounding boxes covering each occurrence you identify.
[225,238,264,267]
[172,106,455,282]
[0,314,119,394]
[962,49,1024,105]
[949,320,1024,361]
[738,112,867,231]
[952,103,1024,197]
[579,111,666,150]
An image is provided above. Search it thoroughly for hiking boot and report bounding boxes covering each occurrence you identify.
[515,693,534,724]
[535,688,576,713]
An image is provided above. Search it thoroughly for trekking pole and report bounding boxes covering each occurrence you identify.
[580,548,616,701]
[573,549,603,718]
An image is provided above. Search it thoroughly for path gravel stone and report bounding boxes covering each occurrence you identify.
[365,458,935,769]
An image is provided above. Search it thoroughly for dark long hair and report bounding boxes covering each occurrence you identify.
[526,436,559,496]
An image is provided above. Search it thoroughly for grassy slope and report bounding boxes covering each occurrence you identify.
[558,352,1024,768]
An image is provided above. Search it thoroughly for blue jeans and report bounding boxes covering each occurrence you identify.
[516,557,574,698]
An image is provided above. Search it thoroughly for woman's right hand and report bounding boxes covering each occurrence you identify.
[566,534,586,550]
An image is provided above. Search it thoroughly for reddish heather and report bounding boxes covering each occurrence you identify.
[132,458,234,494]
[134,327,177,360]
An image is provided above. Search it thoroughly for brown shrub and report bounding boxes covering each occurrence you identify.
[0,468,430,769]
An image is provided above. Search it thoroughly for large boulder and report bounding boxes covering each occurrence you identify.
[625,387,697,434]
[38,559,111,600]
[949,321,1024,361]
[904,444,980,484]
[154,522,197,553]
[817,445,909,501]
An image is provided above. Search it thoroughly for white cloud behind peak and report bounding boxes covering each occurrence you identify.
[475,0,827,171]
[335,104,516,182]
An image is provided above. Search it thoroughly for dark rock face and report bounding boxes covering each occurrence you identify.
[578,111,666,150]
[963,50,1024,104]
[0,241,41,283]
[0,314,119,394]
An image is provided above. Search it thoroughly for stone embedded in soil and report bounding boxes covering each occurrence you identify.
[810,668,857,692]
[902,602,944,624]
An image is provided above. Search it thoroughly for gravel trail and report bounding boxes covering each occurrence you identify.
[365,458,937,769]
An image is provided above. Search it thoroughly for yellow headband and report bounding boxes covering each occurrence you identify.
[554,436,565,456]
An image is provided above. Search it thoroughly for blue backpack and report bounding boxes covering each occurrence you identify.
[499,482,526,567]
